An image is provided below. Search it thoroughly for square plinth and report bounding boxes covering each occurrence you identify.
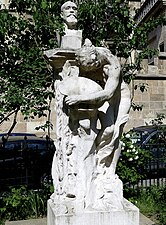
[47,198,139,225]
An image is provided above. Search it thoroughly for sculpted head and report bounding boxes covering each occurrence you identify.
[76,39,101,71]
[61,1,78,29]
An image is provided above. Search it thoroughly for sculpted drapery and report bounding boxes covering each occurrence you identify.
[44,1,131,213]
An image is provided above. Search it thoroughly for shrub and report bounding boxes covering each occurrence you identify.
[117,132,151,195]
[0,184,53,223]
[135,186,166,224]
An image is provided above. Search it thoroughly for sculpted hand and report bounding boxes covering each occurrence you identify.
[65,95,82,105]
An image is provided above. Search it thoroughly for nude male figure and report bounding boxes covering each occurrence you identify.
[65,39,131,175]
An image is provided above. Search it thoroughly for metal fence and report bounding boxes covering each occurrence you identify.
[0,134,165,192]
[128,141,166,190]
[0,136,55,191]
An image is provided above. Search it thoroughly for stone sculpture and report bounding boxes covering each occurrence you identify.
[45,2,139,225]
[61,1,78,30]
[50,37,131,212]
[60,1,82,50]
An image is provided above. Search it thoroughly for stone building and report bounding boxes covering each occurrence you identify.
[127,0,166,129]
[0,0,166,137]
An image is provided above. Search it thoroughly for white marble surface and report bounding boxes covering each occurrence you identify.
[45,2,134,223]
[50,39,131,212]
[47,198,139,225]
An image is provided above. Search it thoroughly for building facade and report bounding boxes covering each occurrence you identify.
[127,0,166,129]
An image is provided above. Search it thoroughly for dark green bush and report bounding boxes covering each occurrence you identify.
[0,184,53,223]
[135,186,166,224]
[117,133,151,189]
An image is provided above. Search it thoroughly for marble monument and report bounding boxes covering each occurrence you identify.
[44,1,139,225]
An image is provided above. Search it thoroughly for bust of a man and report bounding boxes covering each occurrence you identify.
[61,1,78,30]
[60,1,82,50]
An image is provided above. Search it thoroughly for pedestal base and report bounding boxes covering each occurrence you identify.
[47,198,139,225]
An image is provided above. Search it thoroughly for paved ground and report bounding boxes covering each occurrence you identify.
[5,218,47,225]
[140,214,156,225]
[5,213,156,225]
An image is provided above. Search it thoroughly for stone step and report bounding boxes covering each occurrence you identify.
[5,214,156,225]
[5,218,47,225]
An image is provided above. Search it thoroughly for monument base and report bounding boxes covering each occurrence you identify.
[47,198,139,225]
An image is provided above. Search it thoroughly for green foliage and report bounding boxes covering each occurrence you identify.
[0,0,63,133]
[131,102,143,111]
[0,184,53,223]
[135,186,166,224]
[132,83,149,111]
[117,132,151,187]
[78,0,110,45]
[78,0,165,84]
[134,82,149,92]
[146,113,166,126]
[35,120,53,131]
[0,186,32,220]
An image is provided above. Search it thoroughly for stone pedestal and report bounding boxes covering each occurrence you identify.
[61,30,82,50]
[47,198,139,225]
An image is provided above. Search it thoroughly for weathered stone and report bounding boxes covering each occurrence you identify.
[47,198,139,225]
[45,2,138,225]
[150,94,165,101]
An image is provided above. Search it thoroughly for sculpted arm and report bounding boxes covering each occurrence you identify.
[65,54,121,105]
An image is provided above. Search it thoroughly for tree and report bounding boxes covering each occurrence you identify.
[0,0,64,135]
[78,0,165,112]
[78,0,165,82]
[0,0,165,135]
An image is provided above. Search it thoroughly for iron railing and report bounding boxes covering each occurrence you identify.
[0,136,54,191]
